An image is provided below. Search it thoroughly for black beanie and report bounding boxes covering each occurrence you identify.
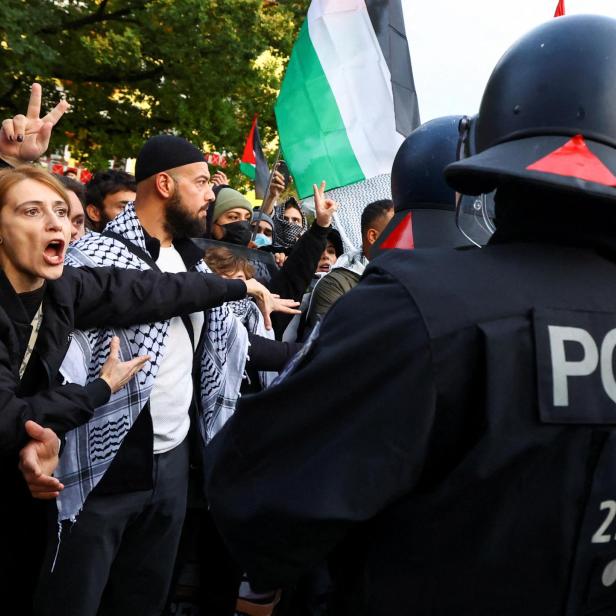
[135,134,205,183]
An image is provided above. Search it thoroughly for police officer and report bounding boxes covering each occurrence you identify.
[371,114,474,257]
[205,14,616,615]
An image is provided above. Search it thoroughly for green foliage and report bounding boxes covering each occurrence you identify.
[0,0,309,184]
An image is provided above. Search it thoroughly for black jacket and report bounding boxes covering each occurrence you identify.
[206,227,616,615]
[1,258,245,603]
[268,222,330,339]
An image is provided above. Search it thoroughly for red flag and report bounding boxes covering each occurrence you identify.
[554,0,565,17]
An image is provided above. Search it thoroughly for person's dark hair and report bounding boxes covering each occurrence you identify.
[283,196,302,216]
[85,170,136,210]
[57,175,86,206]
[361,199,393,236]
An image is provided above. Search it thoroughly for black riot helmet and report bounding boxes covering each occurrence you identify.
[446,14,616,204]
[371,115,472,258]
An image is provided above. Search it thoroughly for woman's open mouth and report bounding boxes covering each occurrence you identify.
[43,239,66,266]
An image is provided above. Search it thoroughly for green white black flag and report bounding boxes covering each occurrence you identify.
[275,0,420,198]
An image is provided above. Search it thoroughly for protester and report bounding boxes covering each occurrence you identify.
[303,199,393,333]
[33,134,299,616]
[84,169,136,232]
[281,225,343,343]
[272,196,308,249]
[210,186,254,245]
[250,210,276,248]
[57,175,87,243]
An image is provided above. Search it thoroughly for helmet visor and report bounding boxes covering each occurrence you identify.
[455,115,495,246]
[456,192,495,247]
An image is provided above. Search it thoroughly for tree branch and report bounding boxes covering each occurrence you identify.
[51,66,164,85]
[39,0,152,34]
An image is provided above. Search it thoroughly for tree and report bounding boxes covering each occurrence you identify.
[0,0,309,182]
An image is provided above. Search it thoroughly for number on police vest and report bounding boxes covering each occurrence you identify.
[592,500,616,543]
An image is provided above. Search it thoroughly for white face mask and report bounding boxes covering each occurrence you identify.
[254,233,272,247]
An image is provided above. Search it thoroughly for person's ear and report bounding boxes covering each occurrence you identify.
[366,228,379,245]
[85,204,101,223]
[154,172,175,199]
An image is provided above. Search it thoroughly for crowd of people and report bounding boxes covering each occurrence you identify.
[4,12,616,616]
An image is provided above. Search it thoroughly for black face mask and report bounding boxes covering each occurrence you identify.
[222,220,252,245]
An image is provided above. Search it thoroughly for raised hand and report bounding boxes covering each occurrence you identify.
[0,82,70,163]
[270,169,286,199]
[244,278,300,330]
[212,170,229,186]
[99,336,151,393]
[19,420,63,500]
[261,169,286,215]
[313,180,339,228]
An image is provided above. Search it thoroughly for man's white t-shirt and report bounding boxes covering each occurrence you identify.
[149,245,204,454]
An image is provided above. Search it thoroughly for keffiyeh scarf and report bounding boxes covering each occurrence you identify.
[273,202,308,248]
[56,203,248,523]
[301,173,392,252]
[228,297,277,389]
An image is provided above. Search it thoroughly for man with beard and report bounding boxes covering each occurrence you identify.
[34,135,299,616]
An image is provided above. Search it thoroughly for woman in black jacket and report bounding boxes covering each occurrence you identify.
[0,165,279,606]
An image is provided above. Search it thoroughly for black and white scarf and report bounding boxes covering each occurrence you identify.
[56,203,249,523]
[228,297,277,389]
[273,203,308,248]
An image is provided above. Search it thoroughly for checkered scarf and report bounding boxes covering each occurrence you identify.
[55,203,248,523]
[301,173,392,252]
[273,203,308,248]
[228,298,277,389]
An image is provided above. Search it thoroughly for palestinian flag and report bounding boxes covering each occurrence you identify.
[275,0,420,198]
[240,115,269,199]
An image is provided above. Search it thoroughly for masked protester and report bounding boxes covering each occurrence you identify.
[210,187,254,246]
[205,14,616,615]
[250,211,276,248]
[272,197,308,249]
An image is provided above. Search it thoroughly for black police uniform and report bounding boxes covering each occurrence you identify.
[206,200,616,615]
[206,13,616,616]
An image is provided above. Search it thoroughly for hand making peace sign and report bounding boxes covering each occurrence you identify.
[0,82,70,162]
[313,180,339,228]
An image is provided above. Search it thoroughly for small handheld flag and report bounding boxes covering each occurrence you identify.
[240,115,269,199]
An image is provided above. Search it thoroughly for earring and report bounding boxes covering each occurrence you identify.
[0,237,3,244]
